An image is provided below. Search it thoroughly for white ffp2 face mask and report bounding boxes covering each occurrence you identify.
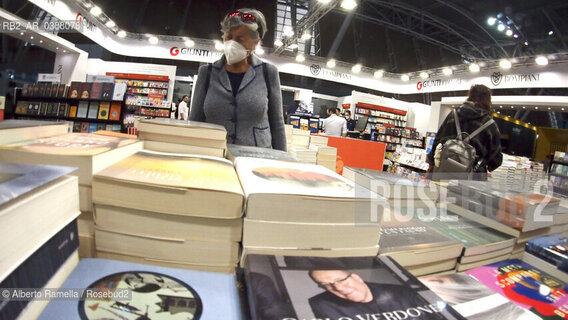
[224,40,249,65]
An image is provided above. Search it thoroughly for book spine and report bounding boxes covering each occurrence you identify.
[0,220,79,319]
[526,243,568,272]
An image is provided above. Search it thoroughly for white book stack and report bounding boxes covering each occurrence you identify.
[284,124,293,151]
[289,147,317,164]
[489,154,545,193]
[314,145,337,172]
[309,135,329,147]
[290,128,311,148]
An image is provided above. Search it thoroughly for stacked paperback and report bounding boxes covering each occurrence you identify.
[0,163,80,319]
[0,131,143,257]
[137,118,228,157]
[236,157,385,262]
[91,150,244,272]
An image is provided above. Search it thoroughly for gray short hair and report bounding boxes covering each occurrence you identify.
[220,8,267,40]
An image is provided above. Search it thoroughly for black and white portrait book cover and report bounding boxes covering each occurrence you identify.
[244,255,466,320]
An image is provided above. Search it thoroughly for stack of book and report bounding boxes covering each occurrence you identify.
[489,154,545,192]
[378,213,463,276]
[0,119,70,145]
[524,233,568,282]
[243,255,465,320]
[313,145,337,172]
[91,150,244,273]
[38,258,244,319]
[288,146,317,164]
[422,209,517,272]
[236,157,384,263]
[343,167,438,209]
[0,163,80,319]
[290,128,310,148]
[309,134,328,147]
[0,132,143,257]
[226,144,298,163]
[446,180,562,261]
[136,118,228,157]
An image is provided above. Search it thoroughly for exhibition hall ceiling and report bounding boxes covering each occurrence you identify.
[1,0,567,73]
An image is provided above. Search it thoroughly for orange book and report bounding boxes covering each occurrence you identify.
[68,105,78,118]
[109,102,121,121]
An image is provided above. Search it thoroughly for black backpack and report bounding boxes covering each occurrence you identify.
[433,108,495,180]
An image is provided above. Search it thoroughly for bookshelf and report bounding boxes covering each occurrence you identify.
[549,151,568,196]
[16,82,125,133]
[106,73,171,123]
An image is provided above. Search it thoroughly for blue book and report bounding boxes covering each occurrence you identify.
[39,258,243,320]
[526,233,568,272]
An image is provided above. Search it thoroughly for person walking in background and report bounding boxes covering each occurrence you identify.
[427,84,502,180]
[323,106,347,137]
[177,95,188,120]
[190,8,286,151]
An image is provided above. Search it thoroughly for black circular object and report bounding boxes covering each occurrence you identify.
[78,271,203,320]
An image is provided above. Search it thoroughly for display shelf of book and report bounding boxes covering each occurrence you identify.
[16,82,126,133]
[107,73,172,121]
[549,152,568,196]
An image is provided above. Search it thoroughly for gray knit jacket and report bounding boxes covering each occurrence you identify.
[189,54,287,151]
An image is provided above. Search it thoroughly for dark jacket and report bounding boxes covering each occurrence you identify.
[189,54,287,151]
[427,102,503,173]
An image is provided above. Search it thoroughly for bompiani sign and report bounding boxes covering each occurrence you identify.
[310,64,352,80]
[491,71,540,86]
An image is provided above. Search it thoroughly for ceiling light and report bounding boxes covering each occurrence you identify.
[351,64,362,73]
[562,108,565,111]
[442,68,453,75]
[30,36,34,39]
[105,20,115,28]
[288,42,298,49]
[469,63,480,73]
[497,24,505,32]
[296,54,305,62]
[117,30,126,38]
[548,107,551,110]
[185,39,195,47]
[505,29,513,37]
[487,17,497,26]
[274,39,283,47]
[19,32,24,35]
[499,59,512,69]
[535,107,539,110]
[39,40,43,43]
[255,46,264,55]
[524,41,529,46]
[63,50,66,53]
[497,111,500,114]
[401,74,410,81]
[327,59,336,68]
[513,34,519,38]
[549,30,554,36]
[374,70,384,78]
[317,0,332,3]
[535,56,548,66]
[90,6,102,16]
[340,0,358,10]
[55,47,59,50]
[511,106,514,109]
[419,72,429,79]
[301,32,312,40]
[214,41,225,51]
[148,36,159,44]
[283,26,294,37]
[499,105,503,108]
[522,106,526,109]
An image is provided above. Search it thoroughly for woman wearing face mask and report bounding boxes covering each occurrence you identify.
[190,8,287,151]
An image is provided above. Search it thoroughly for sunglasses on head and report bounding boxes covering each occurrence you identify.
[227,11,262,36]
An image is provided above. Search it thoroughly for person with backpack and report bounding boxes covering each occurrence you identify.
[189,8,286,151]
[427,84,503,180]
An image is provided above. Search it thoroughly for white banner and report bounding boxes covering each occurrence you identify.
[37,73,61,82]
